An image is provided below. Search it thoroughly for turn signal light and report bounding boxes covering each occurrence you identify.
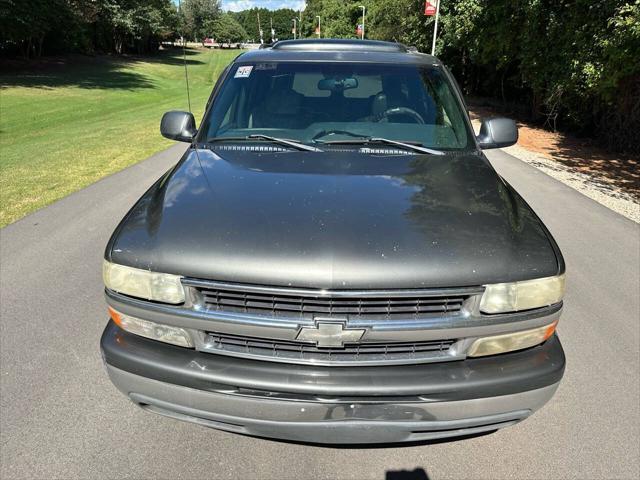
[467,321,557,357]
[108,307,193,348]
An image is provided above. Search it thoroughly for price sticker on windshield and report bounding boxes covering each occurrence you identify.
[235,66,253,78]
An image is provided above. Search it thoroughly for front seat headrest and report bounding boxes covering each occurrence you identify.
[371,92,389,117]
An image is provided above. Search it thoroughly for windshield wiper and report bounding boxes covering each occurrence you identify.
[312,129,368,142]
[317,137,444,155]
[206,135,322,152]
[369,138,445,155]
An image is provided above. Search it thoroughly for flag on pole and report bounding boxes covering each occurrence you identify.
[424,1,437,16]
[356,24,363,36]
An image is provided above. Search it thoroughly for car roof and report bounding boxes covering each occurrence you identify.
[235,39,441,66]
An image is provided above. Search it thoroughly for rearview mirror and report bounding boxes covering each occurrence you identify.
[318,77,358,92]
[476,117,518,149]
[160,111,197,143]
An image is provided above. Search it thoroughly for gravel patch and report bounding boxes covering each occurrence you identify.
[472,121,639,223]
[501,143,639,223]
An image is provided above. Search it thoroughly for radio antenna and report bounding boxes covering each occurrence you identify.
[175,0,209,187]
[178,0,192,112]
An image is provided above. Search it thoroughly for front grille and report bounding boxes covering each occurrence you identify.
[193,285,468,319]
[202,331,457,366]
[184,280,478,365]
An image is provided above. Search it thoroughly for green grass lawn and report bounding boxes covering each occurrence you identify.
[0,48,239,227]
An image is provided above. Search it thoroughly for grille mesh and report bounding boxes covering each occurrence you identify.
[203,331,456,365]
[195,287,467,319]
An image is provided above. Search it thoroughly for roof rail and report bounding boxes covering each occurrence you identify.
[271,39,408,53]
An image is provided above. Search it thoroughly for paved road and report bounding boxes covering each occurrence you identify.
[1,146,639,480]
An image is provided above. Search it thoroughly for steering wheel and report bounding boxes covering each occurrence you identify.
[376,107,425,124]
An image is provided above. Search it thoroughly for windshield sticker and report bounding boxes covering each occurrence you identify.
[235,66,253,78]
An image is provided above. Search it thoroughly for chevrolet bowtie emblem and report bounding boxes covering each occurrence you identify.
[296,322,365,348]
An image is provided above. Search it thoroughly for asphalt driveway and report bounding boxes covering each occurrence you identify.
[1,146,638,479]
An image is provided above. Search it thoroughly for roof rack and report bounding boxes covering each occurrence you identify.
[271,39,408,53]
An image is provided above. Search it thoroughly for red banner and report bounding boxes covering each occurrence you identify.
[425,1,436,16]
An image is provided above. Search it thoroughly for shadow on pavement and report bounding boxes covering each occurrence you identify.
[386,468,430,480]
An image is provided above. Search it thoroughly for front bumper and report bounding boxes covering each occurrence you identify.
[101,321,565,444]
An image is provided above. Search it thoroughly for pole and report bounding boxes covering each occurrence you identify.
[257,11,263,44]
[317,16,321,38]
[299,10,302,38]
[360,6,366,40]
[292,18,297,40]
[431,0,441,55]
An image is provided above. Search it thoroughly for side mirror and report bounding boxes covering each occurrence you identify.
[476,117,518,149]
[160,111,197,143]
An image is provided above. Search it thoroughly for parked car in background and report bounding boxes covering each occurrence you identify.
[202,37,215,48]
[101,39,566,444]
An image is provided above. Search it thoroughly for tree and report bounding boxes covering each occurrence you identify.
[301,0,363,39]
[204,13,248,43]
[0,0,74,58]
[180,0,221,41]
[93,0,179,54]
[0,0,182,57]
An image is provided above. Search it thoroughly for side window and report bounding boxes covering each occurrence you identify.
[424,69,468,145]
[218,83,246,131]
[443,66,468,113]
[220,103,233,128]
[206,65,231,110]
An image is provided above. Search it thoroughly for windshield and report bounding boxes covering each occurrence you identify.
[199,62,473,151]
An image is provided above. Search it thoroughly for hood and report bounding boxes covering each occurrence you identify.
[107,148,560,289]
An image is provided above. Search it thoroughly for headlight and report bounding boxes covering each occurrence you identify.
[467,321,557,357]
[108,307,193,348]
[480,274,565,314]
[103,260,185,304]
